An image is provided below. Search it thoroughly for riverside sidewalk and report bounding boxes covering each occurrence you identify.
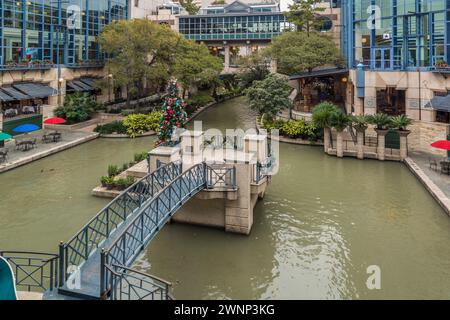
[0,130,99,174]
[405,151,450,215]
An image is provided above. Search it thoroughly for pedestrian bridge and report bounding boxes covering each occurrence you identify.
[1,131,275,300]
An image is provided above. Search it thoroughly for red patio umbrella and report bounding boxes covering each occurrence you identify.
[44,117,66,125]
[431,140,450,150]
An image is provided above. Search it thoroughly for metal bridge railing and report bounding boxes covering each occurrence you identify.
[206,164,237,189]
[203,135,244,151]
[0,251,59,293]
[252,156,276,184]
[101,162,206,296]
[105,264,172,300]
[60,161,182,285]
[100,162,238,297]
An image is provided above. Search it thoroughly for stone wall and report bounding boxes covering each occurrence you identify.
[408,120,450,156]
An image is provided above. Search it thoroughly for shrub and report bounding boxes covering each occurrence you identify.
[187,93,214,108]
[54,92,100,124]
[134,152,148,163]
[312,102,341,129]
[94,121,127,135]
[107,164,120,177]
[330,111,351,132]
[282,120,306,138]
[123,112,162,138]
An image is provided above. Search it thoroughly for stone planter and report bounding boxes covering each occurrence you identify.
[375,129,389,161]
[336,131,344,158]
[398,130,411,160]
[356,129,365,160]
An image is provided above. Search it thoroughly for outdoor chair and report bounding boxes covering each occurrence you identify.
[0,149,8,163]
[31,139,37,149]
[15,140,21,150]
[440,161,450,175]
[429,158,438,171]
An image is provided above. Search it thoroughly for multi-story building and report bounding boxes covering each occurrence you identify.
[0,0,130,135]
[342,0,450,125]
[177,0,291,72]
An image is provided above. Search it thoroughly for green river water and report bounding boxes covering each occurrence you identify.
[1,97,450,299]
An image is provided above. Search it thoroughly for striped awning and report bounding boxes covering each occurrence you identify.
[67,81,86,92]
[0,89,14,102]
[12,83,56,99]
[1,86,30,100]
[73,80,92,91]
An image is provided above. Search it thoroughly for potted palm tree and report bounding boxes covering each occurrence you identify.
[390,115,413,160]
[331,111,351,158]
[369,113,393,161]
[312,102,340,153]
[390,114,412,133]
[351,115,370,159]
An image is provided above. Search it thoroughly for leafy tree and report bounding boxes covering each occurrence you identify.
[180,0,200,15]
[236,52,270,88]
[98,19,181,107]
[264,31,343,74]
[54,92,100,124]
[173,39,223,96]
[286,0,325,35]
[244,74,292,120]
[211,0,226,4]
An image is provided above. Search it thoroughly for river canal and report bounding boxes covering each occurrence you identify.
[1,97,450,299]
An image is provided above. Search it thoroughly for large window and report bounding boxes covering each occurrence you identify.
[350,0,449,70]
[0,0,128,66]
[179,13,290,41]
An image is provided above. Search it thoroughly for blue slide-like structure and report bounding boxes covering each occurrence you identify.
[0,256,18,300]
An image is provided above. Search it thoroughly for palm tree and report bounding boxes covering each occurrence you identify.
[331,111,350,158]
[390,115,412,131]
[351,115,369,132]
[368,113,392,130]
[312,102,340,152]
[350,115,369,160]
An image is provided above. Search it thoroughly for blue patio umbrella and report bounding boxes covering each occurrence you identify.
[13,124,40,133]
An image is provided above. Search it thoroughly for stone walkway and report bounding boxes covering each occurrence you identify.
[0,130,98,173]
[409,151,450,199]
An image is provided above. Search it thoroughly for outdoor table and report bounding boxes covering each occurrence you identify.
[17,140,34,152]
[48,132,62,142]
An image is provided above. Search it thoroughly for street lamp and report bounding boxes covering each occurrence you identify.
[108,74,113,103]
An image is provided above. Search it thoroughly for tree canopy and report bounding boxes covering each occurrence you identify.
[179,0,200,15]
[173,39,223,93]
[98,19,181,104]
[264,31,344,75]
[236,52,270,88]
[99,19,223,102]
[244,74,292,120]
[286,0,325,35]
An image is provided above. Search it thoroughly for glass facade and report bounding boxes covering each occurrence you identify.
[0,0,128,67]
[346,0,450,70]
[179,13,291,41]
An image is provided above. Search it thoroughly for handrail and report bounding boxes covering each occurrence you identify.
[60,161,182,284]
[0,251,59,292]
[105,264,172,300]
[101,163,207,296]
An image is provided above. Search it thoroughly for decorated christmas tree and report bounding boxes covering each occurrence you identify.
[156,80,188,146]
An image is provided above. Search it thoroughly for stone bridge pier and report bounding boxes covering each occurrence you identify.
[147,131,272,235]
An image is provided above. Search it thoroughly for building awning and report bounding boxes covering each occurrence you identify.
[67,81,87,92]
[0,89,14,102]
[0,87,30,100]
[289,68,349,80]
[426,94,450,112]
[12,83,56,99]
[80,77,98,87]
[73,80,92,91]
